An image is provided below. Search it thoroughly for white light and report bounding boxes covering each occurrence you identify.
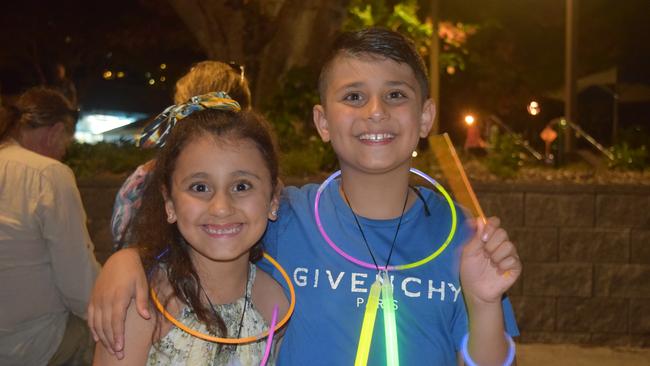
[412,150,418,157]
[74,111,146,143]
[527,100,541,116]
[464,115,475,125]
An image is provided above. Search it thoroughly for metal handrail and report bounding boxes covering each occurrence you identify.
[487,115,544,161]
[547,117,614,160]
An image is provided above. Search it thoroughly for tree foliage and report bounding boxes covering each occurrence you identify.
[344,0,477,74]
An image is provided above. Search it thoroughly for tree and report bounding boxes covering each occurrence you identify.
[344,0,477,76]
[166,0,351,107]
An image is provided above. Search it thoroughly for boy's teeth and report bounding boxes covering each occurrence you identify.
[359,133,394,141]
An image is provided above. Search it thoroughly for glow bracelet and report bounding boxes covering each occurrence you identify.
[381,272,399,366]
[461,332,516,366]
[150,252,295,344]
[354,278,381,366]
[259,305,279,366]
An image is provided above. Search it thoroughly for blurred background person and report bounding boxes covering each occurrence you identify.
[0,87,100,366]
[49,62,78,108]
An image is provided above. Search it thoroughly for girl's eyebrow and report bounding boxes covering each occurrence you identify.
[179,170,262,183]
[231,170,262,181]
[179,172,209,184]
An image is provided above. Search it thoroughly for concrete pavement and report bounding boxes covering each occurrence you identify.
[518,343,650,365]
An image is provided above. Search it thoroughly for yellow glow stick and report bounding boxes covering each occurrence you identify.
[381,272,399,366]
[428,133,486,224]
[354,278,381,366]
[428,134,513,278]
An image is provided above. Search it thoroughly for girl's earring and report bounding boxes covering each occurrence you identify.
[271,210,278,218]
[167,212,176,223]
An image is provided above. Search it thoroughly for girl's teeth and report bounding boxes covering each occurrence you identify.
[205,225,241,235]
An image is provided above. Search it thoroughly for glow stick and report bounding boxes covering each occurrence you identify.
[314,169,457,271]
[259,305,279,366]
[354,278,381,366]
[428,133,486,223]
[381,272,399,366]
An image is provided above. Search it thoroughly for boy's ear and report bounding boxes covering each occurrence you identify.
[313,104,331,142]
[419,99,436,138]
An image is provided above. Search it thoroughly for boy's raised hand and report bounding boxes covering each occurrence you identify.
[460,217,522,305]
[88,248,150,360]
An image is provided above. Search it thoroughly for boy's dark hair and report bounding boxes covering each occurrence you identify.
[0,86,77,142]
[318,27,429,104]
[134,108,278,343]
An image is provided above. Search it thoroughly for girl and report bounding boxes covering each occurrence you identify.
[93,93,289,365]
[111,60,252,250]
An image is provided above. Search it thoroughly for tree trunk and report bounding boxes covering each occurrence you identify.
[166,0,350,107]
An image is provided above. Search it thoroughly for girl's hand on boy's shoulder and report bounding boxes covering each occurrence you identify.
[459,217,522,306]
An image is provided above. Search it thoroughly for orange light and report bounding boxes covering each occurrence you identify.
[464,115,475,126]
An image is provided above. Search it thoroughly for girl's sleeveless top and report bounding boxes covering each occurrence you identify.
[147,265,278,365]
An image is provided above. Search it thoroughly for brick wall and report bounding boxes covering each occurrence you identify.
[79,178,650,347]
[476,182,650,347]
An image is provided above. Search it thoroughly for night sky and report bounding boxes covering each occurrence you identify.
[1,0,649,137]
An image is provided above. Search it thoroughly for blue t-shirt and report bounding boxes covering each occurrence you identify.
[259,180,518,365]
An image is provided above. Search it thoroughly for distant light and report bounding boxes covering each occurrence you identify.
[106,52,112,59]
[464,114,475,125]
[527,100,541,116]
[446,66,456,75]
[540,126,558,143]
[116,71,125,78]
[160,63,167,70]
[144,72,151,78]
[77,113,139,135]
[160,76,166,82]
[64,36,72,43]
[412,151,418,158]
[102,70,113,80]
[148,78,155,85]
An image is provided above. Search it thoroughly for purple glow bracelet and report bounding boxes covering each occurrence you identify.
[461,332,515,366]
[259,305,279,366]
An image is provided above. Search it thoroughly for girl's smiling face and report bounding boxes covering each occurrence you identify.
[164,135,278,264]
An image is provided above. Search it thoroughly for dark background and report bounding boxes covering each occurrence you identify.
[1,0,649,146]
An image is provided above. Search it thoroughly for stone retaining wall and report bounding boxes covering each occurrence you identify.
[79,178,650,347]
[475,182,650,347]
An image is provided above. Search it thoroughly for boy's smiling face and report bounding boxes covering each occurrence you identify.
[313,54,435,175]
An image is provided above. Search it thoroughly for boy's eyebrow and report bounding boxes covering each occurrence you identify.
[337,81,365,90]
[337,80,417,92]
[385,80,417,92]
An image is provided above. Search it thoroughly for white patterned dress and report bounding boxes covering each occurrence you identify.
[147,265,278,365]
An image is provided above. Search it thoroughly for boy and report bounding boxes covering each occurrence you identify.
[90,27,520,365]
